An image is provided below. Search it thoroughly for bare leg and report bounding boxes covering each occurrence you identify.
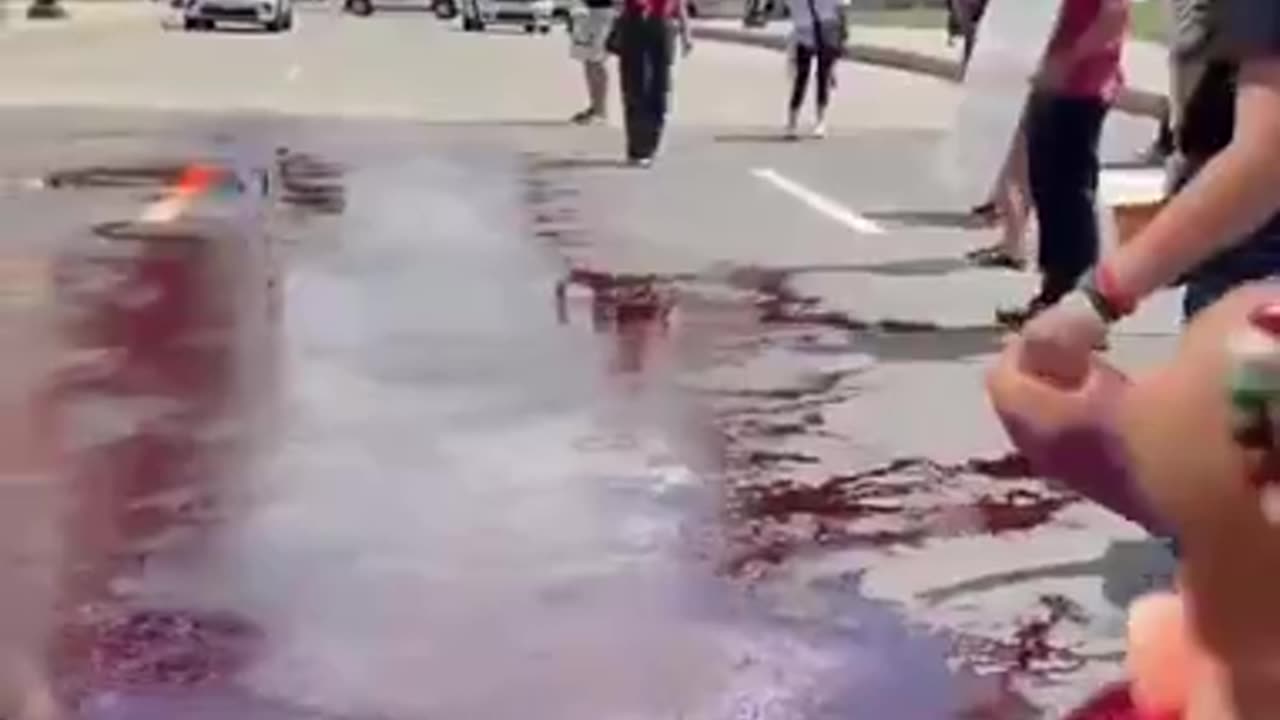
[968,129,1030,268]
[585,59,608,117]
[995,131,1030,261]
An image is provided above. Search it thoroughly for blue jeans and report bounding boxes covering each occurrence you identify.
[1183,274,1280,322]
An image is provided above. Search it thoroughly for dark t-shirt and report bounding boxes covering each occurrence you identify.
[1182,0,1280,288]
[584,0,614,10]
[1217,0,1280,59]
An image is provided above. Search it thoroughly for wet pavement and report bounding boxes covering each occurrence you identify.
[0,108,1178,720]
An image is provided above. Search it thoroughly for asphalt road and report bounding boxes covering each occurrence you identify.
[0,7,1180,719]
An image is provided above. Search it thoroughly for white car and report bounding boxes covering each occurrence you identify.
[460,0,553,33]
[183,0,294,31]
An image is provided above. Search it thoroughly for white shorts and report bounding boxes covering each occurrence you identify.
[570,6,616,63]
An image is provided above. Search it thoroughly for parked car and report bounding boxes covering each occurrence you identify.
[342,0,458,18]
[459,0,552,33]
[183,0,295,30]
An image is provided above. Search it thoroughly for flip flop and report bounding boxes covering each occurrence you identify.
[965,245,1026,270]
[970,202,1000,223]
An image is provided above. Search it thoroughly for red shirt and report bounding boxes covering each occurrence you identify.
[1045,0,1129,101]
[624,0,678,19]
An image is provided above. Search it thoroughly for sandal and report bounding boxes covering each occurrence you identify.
[965,245,1026,270]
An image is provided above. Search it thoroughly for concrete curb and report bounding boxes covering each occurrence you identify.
[692,23,1169,120]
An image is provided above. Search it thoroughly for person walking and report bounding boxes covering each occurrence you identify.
[568,0,617,125]
[782,0,845,139]
[616,0,692,167]
[996,0,1130,327]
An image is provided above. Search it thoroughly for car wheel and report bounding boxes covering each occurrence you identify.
[346,0,373,16]
[432,0,457,19]
[281,11,293,29]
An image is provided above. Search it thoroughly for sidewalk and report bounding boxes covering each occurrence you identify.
[0,0,164,33]
[692,19,1170,119]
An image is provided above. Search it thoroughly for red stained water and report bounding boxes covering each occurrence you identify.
[0,142,1154,719]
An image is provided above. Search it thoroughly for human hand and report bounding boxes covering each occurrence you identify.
[1114,287,1280,719]
[1017,292,1109,387]
[680,33,693,56]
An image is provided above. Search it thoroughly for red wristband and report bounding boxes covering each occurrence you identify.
[1095,262,1137,318]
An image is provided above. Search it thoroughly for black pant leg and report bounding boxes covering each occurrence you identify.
[642,18,673,158]
[789,44,814,112]
[617,16,647,160]
[1027,92,1107,301]
[814,46,836,110]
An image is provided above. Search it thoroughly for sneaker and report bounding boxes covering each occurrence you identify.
[995,293,1055,329]
[812,118,827,138]
[785,112,799,139]
[628,156,653,168]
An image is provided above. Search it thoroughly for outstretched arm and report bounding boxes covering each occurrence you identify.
[1109,59,1280,302]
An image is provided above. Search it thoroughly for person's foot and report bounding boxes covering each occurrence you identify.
[965,245,1026,270]
[570,109,605,125]
[995,293,1056,329]
[812,117,827,138]
[784,111,799,139]
[628,156,653,168]
[1134,137,1171,166]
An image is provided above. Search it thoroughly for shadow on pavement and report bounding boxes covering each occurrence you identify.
[531,156,633,171]
[786,325,1006,363]
[919,538,1177,612]
[861,208,993,231]
[768,256,976,278]
[712,132,800,144]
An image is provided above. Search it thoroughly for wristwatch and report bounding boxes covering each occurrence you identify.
[1078,263,1137,323]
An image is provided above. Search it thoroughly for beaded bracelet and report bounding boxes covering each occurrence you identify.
[1227,301,1280,525]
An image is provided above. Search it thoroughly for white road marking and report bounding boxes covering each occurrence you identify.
[751,167,884,235]
[285,64,302,82]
